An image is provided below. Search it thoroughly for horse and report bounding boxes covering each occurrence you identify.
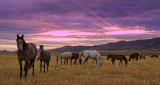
[37,45,51,73]
[129,53,139,61]
[16,34,37,79]
[78,50,103,66]
[56,52,72,65]
[111,54,128,66]
[139,55,145,60]
[107,54,113,60]
[150,55,158,58]
[70,53,79,65]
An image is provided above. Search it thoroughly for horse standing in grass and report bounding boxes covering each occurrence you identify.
[107,54,113,60]
[129,53,139,61]
[111,54,128,66]
[16,34,37,79]
[150,55,158,58]
[70,53,79,65]
[37,45,51,73]
[139,55,145,60]
[56,52,72,65]
[78,50,103,66]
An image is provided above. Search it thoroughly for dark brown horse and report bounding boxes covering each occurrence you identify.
[150,55,158,58]
[16,34,37,79]
[70,53,79,65]
[129,53,139,61]
[139,55,145,59]
[37,45,51,73]
[111,54,128,66]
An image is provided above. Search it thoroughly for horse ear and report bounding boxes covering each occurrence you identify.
[17,34,19,38]
[22,34,24,38]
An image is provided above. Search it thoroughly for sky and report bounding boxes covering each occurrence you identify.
[0,0,160,51]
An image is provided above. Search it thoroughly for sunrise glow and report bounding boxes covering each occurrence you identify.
[41,31,96,36]
[105,30,147,35]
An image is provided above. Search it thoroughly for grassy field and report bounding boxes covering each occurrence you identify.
[0,50,160,85]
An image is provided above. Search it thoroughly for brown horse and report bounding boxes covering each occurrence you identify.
[111,54,128,66]
[139,55,145,59]
[16,34,37,79]
[150,55,158,58]
[70,53,79,65]
[37,45,51,73]
[129,53,139,61]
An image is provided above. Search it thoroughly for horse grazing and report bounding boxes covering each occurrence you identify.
[37,45,51,73]
[78,50,103,66]
[16,34,37,79]
[56,52,72,65]
[150,55,158,58]
[129,53,139,61]
[107,54,113,60]
[111,54,128,66]
[139,55,145,60]
[70,53,79,65]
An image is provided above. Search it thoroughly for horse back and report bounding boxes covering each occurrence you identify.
[27,43,37,59]
[112,54,126,60]
[72,53,79,59]
[130,53,139,58]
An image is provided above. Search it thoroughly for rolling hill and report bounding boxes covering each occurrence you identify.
[49,37,160,52]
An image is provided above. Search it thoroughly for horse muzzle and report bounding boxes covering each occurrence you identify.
[18,49,24,53]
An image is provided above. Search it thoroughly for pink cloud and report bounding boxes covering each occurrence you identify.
[105,30,148,35]
[40,30,96,36]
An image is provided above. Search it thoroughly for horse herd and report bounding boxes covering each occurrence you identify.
[16,34,159,79]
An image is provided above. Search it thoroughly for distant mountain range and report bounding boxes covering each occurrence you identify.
[0,50,12,53]
[1,37,160,53]
[49,37,160,52]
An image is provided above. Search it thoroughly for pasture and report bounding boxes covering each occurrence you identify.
[0,50,160,85]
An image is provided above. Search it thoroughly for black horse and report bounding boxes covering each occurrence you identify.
[150,55,158,58]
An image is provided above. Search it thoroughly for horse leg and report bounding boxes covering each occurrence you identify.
[61,58,62,65]
[64,58,66,64]
[66,58,68,65]
[46,61,49,72]
[83,57,87,65]
[111,59,114,65]
[44,61,45,73]
[32,60,35,76]
[74,59,77,64]
[92,59,95,64]
[32,58,35,76]
[70,58,72,65]
[24,60,29,78]
[40,60,42,73]
[18,60,22,79]
[119,60,122,66]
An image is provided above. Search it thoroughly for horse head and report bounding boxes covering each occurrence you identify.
[39,45,44,53]
[16,34,25,52]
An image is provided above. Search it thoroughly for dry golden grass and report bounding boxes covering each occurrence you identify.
[0,51,160,85]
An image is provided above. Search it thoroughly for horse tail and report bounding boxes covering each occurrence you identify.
[78,51,83,64]
[78,51,83,59]
[56,53,61,65]
[124,56,128,65]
